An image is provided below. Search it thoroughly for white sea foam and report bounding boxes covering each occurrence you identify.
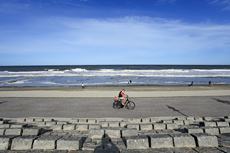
[71,68,87,72]
[1,68,230,86]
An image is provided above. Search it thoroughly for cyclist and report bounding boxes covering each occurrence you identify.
[118,89,127,107]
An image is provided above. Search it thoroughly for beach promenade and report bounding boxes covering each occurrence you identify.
[0,85,230,152]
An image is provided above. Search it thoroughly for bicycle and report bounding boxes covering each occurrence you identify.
[113,95,135,110]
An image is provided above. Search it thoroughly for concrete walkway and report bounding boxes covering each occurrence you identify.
[0,90,230,97]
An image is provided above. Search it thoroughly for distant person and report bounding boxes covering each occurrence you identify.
[189,81,193,86]
[209,81,211,87]
[118,89,127,107]
[130,80,132,85]
[82,83,84,89]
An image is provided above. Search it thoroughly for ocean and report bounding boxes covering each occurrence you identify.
[0,65,229,86]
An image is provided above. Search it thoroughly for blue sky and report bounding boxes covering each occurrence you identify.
[0,0,230,65]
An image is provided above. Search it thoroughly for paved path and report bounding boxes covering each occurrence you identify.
[1,97,230,118]
[0,90,230,97]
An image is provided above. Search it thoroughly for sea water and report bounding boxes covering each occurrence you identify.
[0,65,229,86]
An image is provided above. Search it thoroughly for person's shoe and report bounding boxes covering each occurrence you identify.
[121,105,124,108]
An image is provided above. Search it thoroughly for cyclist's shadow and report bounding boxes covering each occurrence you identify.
[94,134,120,153]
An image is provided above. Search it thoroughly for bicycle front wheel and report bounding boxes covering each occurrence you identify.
[113,101,121,109]
[125,101,135,110]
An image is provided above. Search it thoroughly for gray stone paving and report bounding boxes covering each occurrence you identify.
[0,116,230,152]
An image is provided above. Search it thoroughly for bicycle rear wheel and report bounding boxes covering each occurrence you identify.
[125,101,135,110]
[113,101,122,109]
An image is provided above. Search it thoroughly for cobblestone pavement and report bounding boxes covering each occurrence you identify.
[0,116,230,153]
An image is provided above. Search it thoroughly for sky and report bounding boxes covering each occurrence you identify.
[0,0,230,65]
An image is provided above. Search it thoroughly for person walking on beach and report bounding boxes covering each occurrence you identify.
[209,81,211,87]
[189,81,193,86]
[82,83,84,89]
[118,89,127,107]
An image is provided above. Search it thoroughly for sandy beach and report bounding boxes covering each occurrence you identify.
[0,85,229,98]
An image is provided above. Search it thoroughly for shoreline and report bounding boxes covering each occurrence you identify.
[0,84,230,91]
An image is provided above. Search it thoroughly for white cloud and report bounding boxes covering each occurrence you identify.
[207,0,230,11]
[0,16,230,64]
[56,17,230,53]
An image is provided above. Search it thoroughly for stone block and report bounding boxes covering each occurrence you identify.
[76,124,88,131]
[219,127,230,134]
[63,124,75,130]
[184,128,203,134]
[97,118,106,122]
[11,136,37,150]
[71,120,79,124]
[200,121,217,127]
[141,118,150,123]
[121,129,138,137]
[0,124,10,128]
[194,117,203,121]
[22,128,41,136]
[150,118,160,122]
[100,122,109,128]
[10,124,27,128]
[109,122,120,127]
[88,124,101,130]
[170,133,196,148]
[0,136,15,150]
[166,123,178,130]
[153,123,165,130]
[203,117,213,121]
[33,136,58,150]
[16,118,25,123]
[140,124,153,130]
[57,137,82,150]
[126,135,149,149]
[34,118,44,122]
[105,129,121,138]
[88,129,104,139]
[173,120,184,125]
[203,127,219,135]
[50,124,63,131]
[78,119,87,123]
[162,120,173,123]
[45,121,57,126]
[127,124,139,130]
[176,117,187,120]
[88,119,96,123]
[184,120,194,125]
[5,128,22,136]
[191,133,218,147]
[217,122,229,127]
[132,118,141,123]
[120,121,129,127]
[222,118,230,122]
[36,121,46,126]
[186,117,195,120]
[57,121,68,125]
[43,118,54,122]
[0,129,5,135]
[150,134,173,148]
[25,118,34,123]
